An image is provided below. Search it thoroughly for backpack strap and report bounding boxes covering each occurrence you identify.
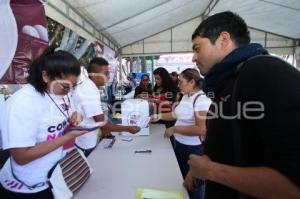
[10,157,47,190]
[193,93,203,108]
[231,54,275,166]
[193,92,205,142]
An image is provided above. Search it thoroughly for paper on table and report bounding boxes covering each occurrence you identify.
[135,187,184,199]
[98,138,115,149]
[136,116,150,129]
[121,136,133,142]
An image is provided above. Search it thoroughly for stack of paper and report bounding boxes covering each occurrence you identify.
[135,188,184,199]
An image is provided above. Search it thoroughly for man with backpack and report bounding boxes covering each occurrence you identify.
[184,11,300,199]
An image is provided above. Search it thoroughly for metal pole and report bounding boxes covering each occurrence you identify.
[151,56,154,86]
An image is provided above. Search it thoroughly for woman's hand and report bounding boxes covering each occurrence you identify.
[153,98,162,104]
[150,114,161,123]
[149,97,161,104]
[164,126,175,138]
[69,111,83,127]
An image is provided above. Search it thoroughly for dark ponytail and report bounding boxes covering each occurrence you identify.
[27,46,80,95]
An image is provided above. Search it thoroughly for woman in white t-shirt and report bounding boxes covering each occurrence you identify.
[0,48,86,199]
[153,68,211,199]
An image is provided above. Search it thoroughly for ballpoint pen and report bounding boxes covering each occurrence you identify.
[134,149,152,154]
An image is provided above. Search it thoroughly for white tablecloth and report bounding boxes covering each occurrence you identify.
[74,124,189,199]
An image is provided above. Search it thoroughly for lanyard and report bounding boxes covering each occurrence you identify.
[46,92,71,123]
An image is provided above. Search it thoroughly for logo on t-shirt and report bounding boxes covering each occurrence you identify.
[61,103,69,111]
[47,120,68,133]
[46,120,68,141]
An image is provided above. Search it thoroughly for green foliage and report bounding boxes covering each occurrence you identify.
[47,17,64,47]
[47,17,95,64]
[79,43,96,67]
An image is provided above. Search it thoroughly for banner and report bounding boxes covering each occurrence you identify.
[0,0,48,84]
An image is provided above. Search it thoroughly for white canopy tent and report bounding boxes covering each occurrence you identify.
[43,0,300,57]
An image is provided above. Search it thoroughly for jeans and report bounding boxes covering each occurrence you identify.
[75,145,95,157]
[0,183,53,199]
[173,139,204,199]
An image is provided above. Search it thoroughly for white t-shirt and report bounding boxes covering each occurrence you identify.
[0,85,74,193]
[174,90,211,145]
[73,78,104,149]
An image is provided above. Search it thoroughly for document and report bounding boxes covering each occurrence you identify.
[135,187,184,199]
[136,115,151,129]
[98,138,115,149]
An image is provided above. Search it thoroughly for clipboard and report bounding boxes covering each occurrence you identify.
[67,125,101,132]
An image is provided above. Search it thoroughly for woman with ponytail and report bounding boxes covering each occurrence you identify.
[0,47,86,199]
[153,68,211,199]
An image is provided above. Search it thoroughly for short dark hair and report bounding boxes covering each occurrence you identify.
[181,68,203,89]
[87,57,109,73]
[27,47,80,94]
[192,11,250,46]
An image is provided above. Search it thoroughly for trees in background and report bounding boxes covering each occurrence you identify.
[47,17,95,65]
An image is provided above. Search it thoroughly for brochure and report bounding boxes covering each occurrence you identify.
[135,187,184,199]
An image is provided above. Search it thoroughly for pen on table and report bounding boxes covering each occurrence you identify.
[134,149,152,154]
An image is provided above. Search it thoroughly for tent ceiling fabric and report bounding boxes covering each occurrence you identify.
[63,0,209,46]
[121,17,202,56]
[212,0,300,39]
[121,25,295,56]
[49,0,300,54]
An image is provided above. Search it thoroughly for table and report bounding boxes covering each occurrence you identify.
[74,124,189,199]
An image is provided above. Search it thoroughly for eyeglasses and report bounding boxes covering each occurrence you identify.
[55,80,78,91]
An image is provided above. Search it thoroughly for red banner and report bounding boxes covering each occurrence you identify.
[0,0,48,84]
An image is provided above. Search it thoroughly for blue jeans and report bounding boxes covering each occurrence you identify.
[0,183,53,199]
[173,139,204,199]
